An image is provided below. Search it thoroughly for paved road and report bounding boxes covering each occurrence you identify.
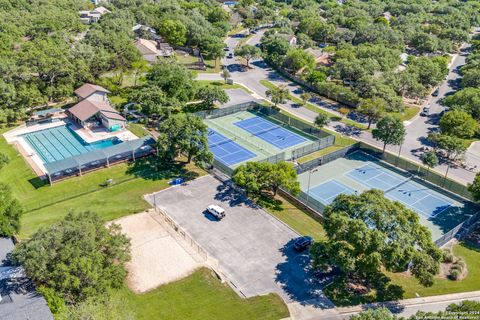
[198,30,479,185]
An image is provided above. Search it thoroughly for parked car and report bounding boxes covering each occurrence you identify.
[227,52,234,58]
[432,88,440,97]
[206,205,225,220]
[223,47,230,51]
[250,30,257,34]
[420,106,429,116]
[294,236,313,252]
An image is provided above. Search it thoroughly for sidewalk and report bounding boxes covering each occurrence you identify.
[337,290,480,318]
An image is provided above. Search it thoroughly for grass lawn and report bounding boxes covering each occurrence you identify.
[262,194,326,241]
[127,123,150,138]
[325,243,480,306]
[196,80,253,94]
[0,128,205,238]
[259,80,367,130]
[113,268,289,320]
[389,105,420,122]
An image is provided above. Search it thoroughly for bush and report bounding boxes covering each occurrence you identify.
[449,269,461,280]
[0,153,9,170]
[38,286,65,314]
[442,249,454,263]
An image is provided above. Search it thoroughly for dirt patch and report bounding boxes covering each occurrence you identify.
[111,210,205,293]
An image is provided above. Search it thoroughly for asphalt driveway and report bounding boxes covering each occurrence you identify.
[145,175,335,308]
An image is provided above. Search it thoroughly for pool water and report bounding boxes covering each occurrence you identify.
[23,125,121,163]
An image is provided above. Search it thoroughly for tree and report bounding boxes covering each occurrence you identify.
[0,183,22,237]
[221,69,230,84]
[436,135,467,161]
[372,115,406,153]
[300,92,312,106]
[439,110,478,139]
[12,211,131,304]
[156,113,213,163]
[461,69,480,88]
[128,85,181,118]
[232,162,299,197]
[357,98,385,129]
[444,88,480,120]
[146,61,197,102]
[234,44,261,68]
[196,85,229,108]
[269,162,300,196]
[157,20,187,46]
[283,49,315,73]
[266,84,289,107]
[310,190,442,286]
[468,173,480,203]
[202,36,225,68]
[350,308,397,320]
[421,151,439,174]
[306,69,327,85]
[131,60,149,86]
[314,113,330,128]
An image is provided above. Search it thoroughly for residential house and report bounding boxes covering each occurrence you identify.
[132,24,160,40]
[279,34,297,47]
[0,237,54,320]
[305,48,333,67]
[67,84,126,131]
[134,38,174,63]
[79,6,110,25]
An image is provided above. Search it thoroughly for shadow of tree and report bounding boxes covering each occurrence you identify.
[214,180,257,208]
[126,156,199,182]
[275,239,337,308]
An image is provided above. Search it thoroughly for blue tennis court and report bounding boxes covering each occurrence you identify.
[309,180,356,205]
[385,181,452,218]
[346,163,453,218]
[234,116,306,149]
[208,129,256,166]
[346,163,406,192]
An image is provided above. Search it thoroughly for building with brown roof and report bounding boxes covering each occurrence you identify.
[134,38,173,63]
[68,84,126,131]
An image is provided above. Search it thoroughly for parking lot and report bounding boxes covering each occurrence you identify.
[145,175,334,307]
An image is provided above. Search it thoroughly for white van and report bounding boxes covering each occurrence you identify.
[207,205,225,220]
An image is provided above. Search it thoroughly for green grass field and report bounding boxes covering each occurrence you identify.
[196,80,253,93]
[99,268,289,320]
[263,194,326,242]
[0,128,204,237]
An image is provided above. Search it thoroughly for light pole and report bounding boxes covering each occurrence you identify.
[305,168,319,205]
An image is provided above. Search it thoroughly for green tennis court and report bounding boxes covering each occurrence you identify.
[298,150,479,241]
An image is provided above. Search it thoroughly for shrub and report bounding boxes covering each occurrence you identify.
[442,249,454,263]
[38,286,65,314]
[0,153,9,170]
[449,269,461,280]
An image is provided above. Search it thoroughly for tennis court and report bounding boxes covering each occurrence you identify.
[309,180,356,205]
[204,111,316,168]
[346,163,453,219]
[297,150,478,240]
[234,116,307,149]
[207,129,256,166]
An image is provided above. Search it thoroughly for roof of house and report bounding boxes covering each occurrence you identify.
[92,6,111,15]
[134,38,159,55]
[74,83,110,99]
[0,238,54,320]
[68,100,125,122]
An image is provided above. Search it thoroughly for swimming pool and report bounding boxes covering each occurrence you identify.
[23,125,121,163]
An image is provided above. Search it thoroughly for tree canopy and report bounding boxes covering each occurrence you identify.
[156,113,213,164]
[310,190,442,287]
[0,183,23,237]
[12,211,131,304]
[232,162,300,197]
[372,115,406,152]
